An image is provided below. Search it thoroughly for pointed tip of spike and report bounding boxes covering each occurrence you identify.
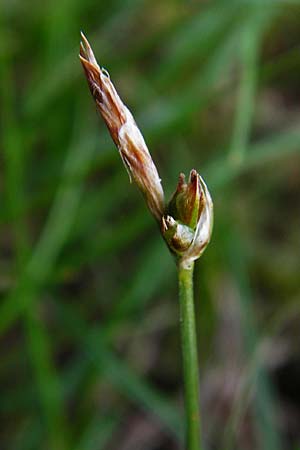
[79,32,99,68]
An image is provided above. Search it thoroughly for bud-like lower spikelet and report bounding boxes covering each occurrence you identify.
[162,170,213,268]
[79,32,164,221]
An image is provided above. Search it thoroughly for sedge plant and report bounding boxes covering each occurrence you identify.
[79,33,213,450]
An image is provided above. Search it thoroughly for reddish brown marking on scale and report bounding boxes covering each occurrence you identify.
[119,152,132,175]
[171,235,190,252]
[80,58,103,104]
[197,190,205,221]
[177,173,186,192]
[190,169,197,182]
[171,235,182,251]
[198,242,207,252]
[185,181,196,219]
[80,57,99,81]
[104,86,126,125]
[125,134,148,176]
[189,170,199,195]
[91,83,102,104]
[120,149,146,180]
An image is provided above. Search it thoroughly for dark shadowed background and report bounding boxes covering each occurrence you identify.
[1,1,300,449]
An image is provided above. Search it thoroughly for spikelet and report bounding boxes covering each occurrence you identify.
[162,170,213,268]
[80,32,164,221]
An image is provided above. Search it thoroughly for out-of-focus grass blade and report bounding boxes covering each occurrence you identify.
[101,0,147,36]
[14,419,43,450]
[58,207,152,274]
[42,0,81,68]
[24,307,70,450]
[0,133,113,225]
[261,44,300,83]
[56,302,183,442]
[228,7,269,164]
[206,126,300,189]
[1,238,176,446]
[214,8,292,440]
[153,2,239,88]
[74,415,120,450]
[87,331,183,440]
[1,30,71,449]
[223,223,282,450]
[69,171,129,239]
[140,27,238,136]
[0,105,96,333]
[52,237,181,442]
[104,238,174,338]
[0,44,28,270]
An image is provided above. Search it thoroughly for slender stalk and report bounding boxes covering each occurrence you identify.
[178,260,202,450]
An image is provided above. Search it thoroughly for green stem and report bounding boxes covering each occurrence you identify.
[178,260,202,450]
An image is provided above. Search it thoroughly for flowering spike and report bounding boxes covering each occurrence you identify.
[79,34,164,221]
[79,34,213,264]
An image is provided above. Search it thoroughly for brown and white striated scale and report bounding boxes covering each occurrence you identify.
[79,32,164,221]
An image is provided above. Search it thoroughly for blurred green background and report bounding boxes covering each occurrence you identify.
[1,0,300,449]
